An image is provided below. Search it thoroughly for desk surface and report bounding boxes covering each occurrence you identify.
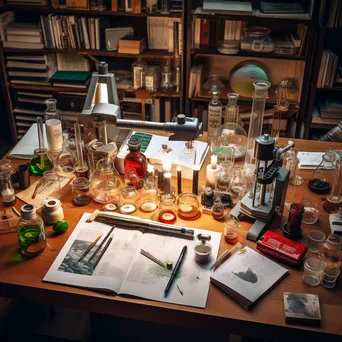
[0,138,341,340]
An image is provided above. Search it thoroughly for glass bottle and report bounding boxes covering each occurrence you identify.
[160,64,174,92]
[72,177,91,206]
[203,72,225,95]
[145,65,159,92]
[244,80,271,178]
[140,176,158,213]
[201,186,216,208]
[29,116,53,176]
[55,136,76,177]
[90,157,122,204]
[124,138,147,188]
[216,160,234,194]
[212,198,225,220]
[308,150,337,194]
[224,93,239,124]
[230,165,247,198]
[132,58,147,90]
[16,204,46,258]
[318,234,342,267]
[0,172,16,206]
[207,87,223,143]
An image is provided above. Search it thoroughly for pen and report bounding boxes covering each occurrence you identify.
[92,232,114,269]
[88,226,115,263]
[209,242,243,271]
[78,234,102,262]
[164,245,187,296]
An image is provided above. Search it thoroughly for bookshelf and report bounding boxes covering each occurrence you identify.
[184,0,320,138]
[305,1,342,140]
[0,1,186,143]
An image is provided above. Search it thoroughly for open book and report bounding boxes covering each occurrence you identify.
[210,246,289,310]
[43,213,221,309]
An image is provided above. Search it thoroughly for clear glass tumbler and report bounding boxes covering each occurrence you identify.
[307,230,326,253]
[303,258,325,286]
[72,177,91,206]
[321,264,340,288]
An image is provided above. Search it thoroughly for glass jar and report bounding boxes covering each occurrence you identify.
[90,157,122,204]
[308,150,337,194]
[132,58,147,90]
[230,165,247,199]
[124,138,148,188]
[145,65,160,92]
[224,217,240,244]
[203,72,225,95]
[177,193,201,220]
[72,177,91,206]
[158,193,177,224]
[318,234,342,267]
[140,177,158,213]
[212,198,225,220]
[0,172,16,206]
[216,160,234,194]
[160,64,174,92]
[43,170,62,200]
[224,93,239,124]
[201,187,216,208]
[241,26,274,53]
[16,204,46,258]
[119,184,140,214]
[303,258,325,287]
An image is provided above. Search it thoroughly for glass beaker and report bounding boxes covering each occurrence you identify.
[224,217,240,244]
[224,93,239,124]
[303,258,325,287]
[301,195,319,224]
[89,157,122,204]
[43,170,61,200]
[177,193,201,220]
[244,80,271,180]
[140,178,158,213]
[308,150,337,194]
[72,177,91,206]
[30,117,53,176]
[317,233,342,267]
[119,184,139,214]
[158,193,177,224]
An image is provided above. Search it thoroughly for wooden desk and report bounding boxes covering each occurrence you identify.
[0,138,341,341]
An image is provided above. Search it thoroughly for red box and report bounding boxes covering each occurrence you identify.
[257,230,308,268]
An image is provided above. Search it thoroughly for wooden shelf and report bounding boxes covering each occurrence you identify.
[316,86,342,92]
[5,6,182,17]
[8,84,180,97]
[192,49,305,61]
[2,47,176,60]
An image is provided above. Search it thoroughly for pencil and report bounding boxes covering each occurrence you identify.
[78,234,103,262]
[92,232,114,269]
[88,226,115,263]
[140,249,165,268]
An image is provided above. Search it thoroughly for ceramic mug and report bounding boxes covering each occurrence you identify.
[194,242,212,264]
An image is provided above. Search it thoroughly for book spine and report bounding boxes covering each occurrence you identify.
[200,19,209,49]
[111,0,118,11]
[132,0,141,13]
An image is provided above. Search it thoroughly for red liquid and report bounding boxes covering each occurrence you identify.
[158,209,177,224]
[224,232,238,244]
[124,151,147,188]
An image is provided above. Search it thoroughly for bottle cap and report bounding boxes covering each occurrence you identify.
[20,204,36,220]
[167,261,173,270]
[128,138,141,152]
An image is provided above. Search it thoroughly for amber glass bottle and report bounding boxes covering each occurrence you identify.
[124,138,147,188]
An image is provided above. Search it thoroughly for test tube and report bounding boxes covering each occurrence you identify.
[327,159,342,203]
[74,123,89,178]
[37,117,46,169]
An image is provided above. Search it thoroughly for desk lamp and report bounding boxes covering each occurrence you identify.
[79,61,203,145]
[230,134,294,241]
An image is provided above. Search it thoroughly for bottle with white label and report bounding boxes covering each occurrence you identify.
[0,172,16,206]
[132,58,147,90]
[207,87,223,143]
[145,65,159,92]
[44,98,63,154]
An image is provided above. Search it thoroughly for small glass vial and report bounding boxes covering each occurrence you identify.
[145,65,159,92]
[201,187,216,208]
[0,172,16,206]
[212,198,225,220]
[72,177,91,206]
[160,64,174,92]
[124,138,148,188]
[158,193,177,224]
[132,58,147,90]
[224,93,239,124]
[16,204,46,258]
[207,87,223,143]
[119,184,139,214]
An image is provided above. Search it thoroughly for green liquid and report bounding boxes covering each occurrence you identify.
[29,154,52,176]
[18,225,46,257]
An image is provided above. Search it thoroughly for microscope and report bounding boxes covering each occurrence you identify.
[78,61,203,145]
[230,134,294,242]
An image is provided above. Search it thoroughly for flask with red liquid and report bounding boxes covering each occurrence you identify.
[124,138,147,188]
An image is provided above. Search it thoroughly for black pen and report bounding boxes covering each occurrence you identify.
[164,245,187,296]
[92,232,114,269]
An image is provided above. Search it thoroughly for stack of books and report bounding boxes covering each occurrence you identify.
[317,50,339,88]
[319,97,342,120]
[325,0,342,28]
[6,53,56,86]
[3,22,44,49]
[49,70,91,89]
[118,36,146,54]
[6,0,48,6]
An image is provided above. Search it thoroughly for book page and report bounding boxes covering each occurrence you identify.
[43,213,143,293]
[118,229,221,308]
[211,247,288,304]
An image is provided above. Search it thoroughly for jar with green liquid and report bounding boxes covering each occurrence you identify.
[16,204,46,257]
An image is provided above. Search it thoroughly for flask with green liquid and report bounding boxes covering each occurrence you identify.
[16,204,46,258]
[29,116,52,176]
